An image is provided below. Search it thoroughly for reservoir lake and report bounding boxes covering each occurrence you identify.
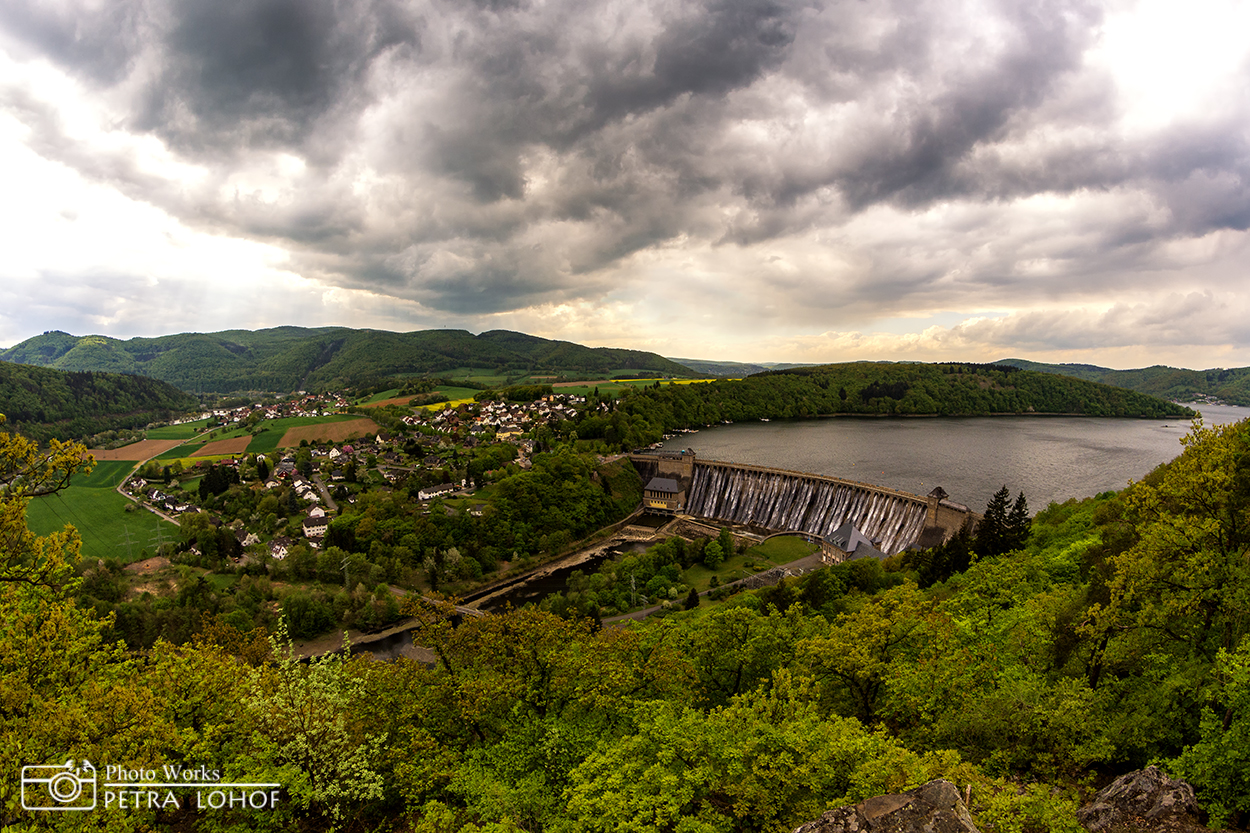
[664,403,1248,514]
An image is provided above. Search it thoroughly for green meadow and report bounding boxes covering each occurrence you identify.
[26,461,177,562]
[362,388,402,404]
[146,419,210,439]
[436,386,480,400]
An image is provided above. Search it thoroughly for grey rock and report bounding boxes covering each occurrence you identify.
[793,779,980,833]
[1077,766,1205,832]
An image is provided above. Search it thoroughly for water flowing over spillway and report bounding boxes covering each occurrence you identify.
[684,462,929,554]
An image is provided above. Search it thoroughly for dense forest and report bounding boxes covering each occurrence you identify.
[997,358,1250,406]
[0,328,695,393]
[606,363,1194,432]
[0,362,200,444]
[6,398,1250,830]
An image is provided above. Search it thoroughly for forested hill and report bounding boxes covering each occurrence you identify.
[620,362,1195,424]
[0,328,695,393]
[0,363,199,444]
[995,358,1250,406]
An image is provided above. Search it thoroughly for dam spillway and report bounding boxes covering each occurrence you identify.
[632,453,966,555]
[686,462,928,554]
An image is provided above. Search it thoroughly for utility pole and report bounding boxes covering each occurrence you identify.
[149,522,168,556]
[120,524,136,561]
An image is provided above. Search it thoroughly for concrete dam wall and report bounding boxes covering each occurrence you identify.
[686,462,928,555]
[631,453,969,555]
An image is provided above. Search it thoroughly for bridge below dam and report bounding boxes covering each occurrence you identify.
[629,452,974,555]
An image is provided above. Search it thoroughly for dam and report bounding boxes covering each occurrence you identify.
[630,451,974,555]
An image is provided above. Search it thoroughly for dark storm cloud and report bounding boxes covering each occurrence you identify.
[3,0,1249,324]
[0,0,140,83]
[809,1,1103,209]
[139,0,422,156]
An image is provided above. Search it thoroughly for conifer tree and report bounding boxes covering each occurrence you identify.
[1006,491,1031,551]
[685,586,701,610]
[975,485,1011,556]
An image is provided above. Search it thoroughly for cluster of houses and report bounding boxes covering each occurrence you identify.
[124,390,608,565]
[406,393,587,446]
[195,392,352,429]
[122,479,195,516]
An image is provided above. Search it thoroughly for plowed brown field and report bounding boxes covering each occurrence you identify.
[87,439,185,461]
[192,436,253,457]
[278,418,380,448]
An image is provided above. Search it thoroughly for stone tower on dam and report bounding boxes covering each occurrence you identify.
[630,452,972,555]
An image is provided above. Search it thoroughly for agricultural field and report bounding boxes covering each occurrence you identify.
[360,389,478,409]
[87,439,185,461]
[414,398,475,412]
[242,415,369,454]
[192,436,252,457]
[145,414,382,459]
[26,460,176,562]
[151,426,251,460]
[277,416,381,448]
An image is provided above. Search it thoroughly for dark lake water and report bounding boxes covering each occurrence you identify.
[662,404,1247,514]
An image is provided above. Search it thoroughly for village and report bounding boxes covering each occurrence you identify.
[116,388,603,570]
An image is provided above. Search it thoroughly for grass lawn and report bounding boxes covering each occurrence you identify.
[204,572,238,591]
[745,536,821,564]
[683,554,757,592]
[680,537,820,592]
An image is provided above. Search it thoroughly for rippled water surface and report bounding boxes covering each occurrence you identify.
[666,404,1247,512]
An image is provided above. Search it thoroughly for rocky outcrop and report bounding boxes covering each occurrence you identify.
[1077,766,1206,832]
[793,779,979,833]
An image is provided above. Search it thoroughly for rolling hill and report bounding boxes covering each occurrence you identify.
[621,361,1197,423]
[0,363,200,443]
[0,328,697,394]
[994,359,1250,406]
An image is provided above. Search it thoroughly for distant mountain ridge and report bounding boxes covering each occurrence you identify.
[0,328,696,394]
[665,358,823,377]
[993,359,1250,407]
[0,362,199,443]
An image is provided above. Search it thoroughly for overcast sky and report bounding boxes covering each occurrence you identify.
[1,0,1248,367]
